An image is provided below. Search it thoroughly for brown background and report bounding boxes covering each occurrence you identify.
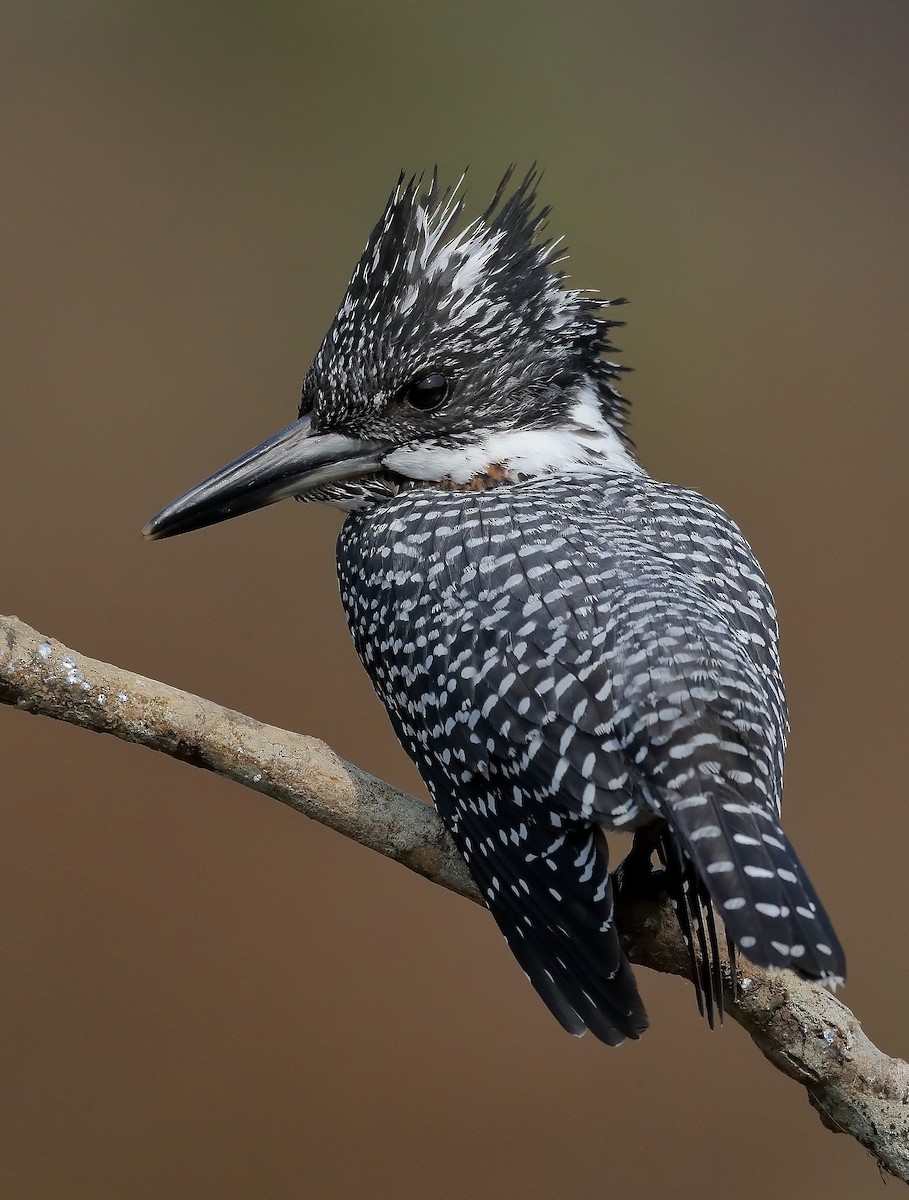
[2,3,907,1197]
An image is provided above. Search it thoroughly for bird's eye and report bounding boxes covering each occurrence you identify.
[402,372,450,412]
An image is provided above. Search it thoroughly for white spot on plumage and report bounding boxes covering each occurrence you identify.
[706,860,734,874]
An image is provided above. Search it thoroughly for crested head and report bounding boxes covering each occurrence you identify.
[143,170,642,541]
[301,169,640,507]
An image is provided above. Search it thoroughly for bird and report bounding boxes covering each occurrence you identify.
[143,168,846,1045]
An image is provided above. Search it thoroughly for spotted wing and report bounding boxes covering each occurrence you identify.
[441,542,844,987]
[428,777,648,1044]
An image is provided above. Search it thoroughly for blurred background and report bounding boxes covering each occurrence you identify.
[2,1,907,1196]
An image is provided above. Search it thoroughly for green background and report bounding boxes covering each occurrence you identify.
[3,2,907,1196]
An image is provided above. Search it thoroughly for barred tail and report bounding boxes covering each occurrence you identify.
[660,785,846,987]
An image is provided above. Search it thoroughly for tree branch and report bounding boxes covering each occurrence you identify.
[2,614,906,1182]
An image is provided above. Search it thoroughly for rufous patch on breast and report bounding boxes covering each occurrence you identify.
[438,462,514,491]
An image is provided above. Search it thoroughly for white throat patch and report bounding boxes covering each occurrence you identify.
[382,381,641,485]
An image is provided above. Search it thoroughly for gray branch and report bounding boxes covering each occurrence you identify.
[2,614,906,1182]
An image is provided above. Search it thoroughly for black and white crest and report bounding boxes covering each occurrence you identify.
[301,168,631,449]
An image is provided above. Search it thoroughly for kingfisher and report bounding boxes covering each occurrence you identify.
[144,169,845,1044]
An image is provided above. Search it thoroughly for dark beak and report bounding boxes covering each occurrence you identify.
[142,414,389,541]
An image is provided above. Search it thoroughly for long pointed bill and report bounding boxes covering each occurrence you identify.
[142,415,389,541]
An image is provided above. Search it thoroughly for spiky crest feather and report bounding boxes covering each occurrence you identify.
[302,169,631,446]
